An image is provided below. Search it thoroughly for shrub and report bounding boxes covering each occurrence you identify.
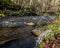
[0,13,5,17]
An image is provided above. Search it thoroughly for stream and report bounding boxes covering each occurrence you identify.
[0,16,56,48]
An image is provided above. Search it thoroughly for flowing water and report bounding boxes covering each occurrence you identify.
[0,16,56,48]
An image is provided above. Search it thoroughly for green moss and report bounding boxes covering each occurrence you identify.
[38,42,44,48]
[46,24,58,31]
[54,30,60,34]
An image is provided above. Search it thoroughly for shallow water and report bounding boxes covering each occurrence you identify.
[0,16,56,48]
[0,26,37,48]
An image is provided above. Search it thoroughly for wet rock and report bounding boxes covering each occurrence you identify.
[32,27,45,37]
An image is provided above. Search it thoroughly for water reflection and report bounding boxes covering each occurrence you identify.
[0,35,36,48]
